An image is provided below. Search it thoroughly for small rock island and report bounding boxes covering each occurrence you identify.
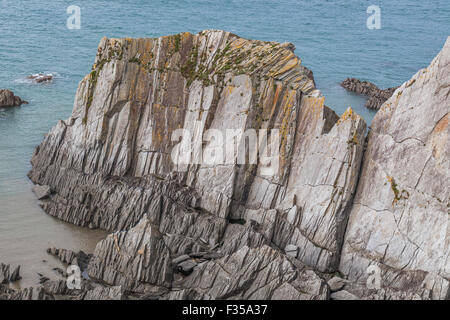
[341,77,398,110]
[0,89,28,108]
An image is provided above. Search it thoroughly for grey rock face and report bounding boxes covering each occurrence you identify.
[87,217,172,292]
[0,89,27,108]
[27,31,449,300]
[32,184,51,200]
[29,29,365,279]
[173,245,328,300]
[0,263,21,284]
[285,244,299,258]
[340,37,450,300]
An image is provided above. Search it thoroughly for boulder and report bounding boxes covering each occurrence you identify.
[285,244,299,258]
[84,286,123,300]
[327,276,347,292]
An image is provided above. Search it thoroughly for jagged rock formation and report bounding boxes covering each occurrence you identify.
[0,89,28,108]
[340,37,450,300]
[29,29,365,277]
[169,245,328,300]
[27,31,449,300]
[0,263,21,284]
[32,184,51,200]
[341,78,398,110]
[47,247,92,272]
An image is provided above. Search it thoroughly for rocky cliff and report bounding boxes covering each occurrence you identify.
[27,31,449,300]
[340,37,450,300]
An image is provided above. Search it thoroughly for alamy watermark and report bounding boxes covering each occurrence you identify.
[367,5,381,29]
[170,121,280,177]
[66,5,81,30]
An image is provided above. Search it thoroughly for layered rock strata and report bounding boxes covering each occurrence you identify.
[28,31,449,300]
[0,263,21,284]
[341,78,398,110]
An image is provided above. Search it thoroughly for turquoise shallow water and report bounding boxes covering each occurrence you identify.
[0,1,449,287]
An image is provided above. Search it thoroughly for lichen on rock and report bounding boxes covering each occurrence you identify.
[27,31,450,300]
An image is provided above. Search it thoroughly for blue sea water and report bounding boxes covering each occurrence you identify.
[0,0,448,286]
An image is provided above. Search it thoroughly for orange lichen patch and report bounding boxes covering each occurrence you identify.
[302,96,325,120]
[231,38,246,50]
[270,55,299,78]
[429,113,449,160]
[137,248,145,255]
[405,78,416,88]
[386,175,409,205]
[279,92,293,123]
[337,107,357,124]
[433,113,449,134]
[348,131,359,145]
[279,90,297,159]
[180,32,192,42]
[139,40,156,66]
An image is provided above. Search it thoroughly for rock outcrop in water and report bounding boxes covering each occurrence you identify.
[27,31,449,300]
[0,89,27,108]
[0,263,21,284]
[341,78,398,110]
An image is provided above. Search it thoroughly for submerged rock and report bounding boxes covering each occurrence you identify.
[341,78,398,110]
[27,73,53,83]
[327,276,347,292]
[0,89,28,108]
